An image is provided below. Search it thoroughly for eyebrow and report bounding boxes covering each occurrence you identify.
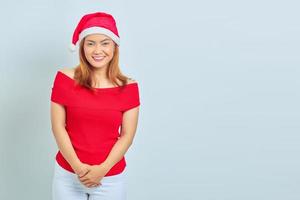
[86,39,111,42]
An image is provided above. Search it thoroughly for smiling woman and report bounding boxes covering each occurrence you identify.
[83,34,115,73]
[75,31,131,92]
[50,12,140,200]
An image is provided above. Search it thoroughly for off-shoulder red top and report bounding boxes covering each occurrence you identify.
[50,70,140,176]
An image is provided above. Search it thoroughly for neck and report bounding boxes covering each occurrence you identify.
[91,66,110,86]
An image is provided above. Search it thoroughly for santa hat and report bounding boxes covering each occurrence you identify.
[69,12,120,52]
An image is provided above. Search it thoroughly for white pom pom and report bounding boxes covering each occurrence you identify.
[69,43,77,52]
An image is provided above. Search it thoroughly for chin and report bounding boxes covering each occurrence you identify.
[90,63,108,68]
[87,60,106,67]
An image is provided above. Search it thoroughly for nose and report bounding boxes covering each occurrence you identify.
[94,44,102,54]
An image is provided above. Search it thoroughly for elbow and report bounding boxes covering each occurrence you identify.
[128,140,133,146]
[119,135,134,146]
[51,124,66,134]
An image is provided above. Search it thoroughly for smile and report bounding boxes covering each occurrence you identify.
[92,56,105,62]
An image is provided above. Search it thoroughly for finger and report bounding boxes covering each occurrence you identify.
[78,170,89,178]
[82,180,99,187]
[86,183,97,188]
[79,177,89,182]
[78,173,87,178]
[85,181,101,187]
[81,179,91,185]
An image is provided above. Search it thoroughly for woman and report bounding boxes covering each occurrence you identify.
[50,12,140,200]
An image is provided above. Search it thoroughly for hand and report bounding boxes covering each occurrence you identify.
[73,162,90,178]
[72,162,101,188]
[78,164,109,188]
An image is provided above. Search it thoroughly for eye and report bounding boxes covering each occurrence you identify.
[87,42,94,46]
[102,42,109,45]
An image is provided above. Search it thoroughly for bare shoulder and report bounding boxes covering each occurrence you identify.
[58,67,75,79]
[127,78,138,84]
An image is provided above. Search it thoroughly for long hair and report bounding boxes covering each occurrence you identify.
[73,37,130,93]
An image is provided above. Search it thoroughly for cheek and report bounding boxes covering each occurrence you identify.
[83,47,93,57]
[107,47,115,56]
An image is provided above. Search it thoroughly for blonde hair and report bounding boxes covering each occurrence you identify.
[73,37,130,93]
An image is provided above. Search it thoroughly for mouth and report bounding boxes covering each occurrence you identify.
[92,56,105,62]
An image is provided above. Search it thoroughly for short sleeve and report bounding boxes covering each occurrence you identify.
[122,83,141,112]
[50,72,69,106]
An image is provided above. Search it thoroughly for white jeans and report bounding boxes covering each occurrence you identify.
[52,161,127,200]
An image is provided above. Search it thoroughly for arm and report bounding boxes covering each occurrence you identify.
[101,105,140,172]
[50,102,81,170]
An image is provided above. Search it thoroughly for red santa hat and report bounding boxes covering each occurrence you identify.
[69,12,120,52]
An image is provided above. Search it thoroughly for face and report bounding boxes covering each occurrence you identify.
[83,34,116,69]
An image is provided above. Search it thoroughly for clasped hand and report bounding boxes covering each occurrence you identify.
[74,163,108,188]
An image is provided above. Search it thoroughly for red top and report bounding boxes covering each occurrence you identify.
[50,71,140,176]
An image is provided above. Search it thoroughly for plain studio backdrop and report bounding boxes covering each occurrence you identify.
[0,0,299,200]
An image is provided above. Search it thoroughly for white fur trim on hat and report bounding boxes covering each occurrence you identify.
[69,27,120,53]
[78,27,120,46]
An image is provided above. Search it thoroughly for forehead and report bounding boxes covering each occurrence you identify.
[85,33,110,41]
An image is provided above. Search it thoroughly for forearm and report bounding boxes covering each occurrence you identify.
[101,135,133,171]
[52,127,81,169]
